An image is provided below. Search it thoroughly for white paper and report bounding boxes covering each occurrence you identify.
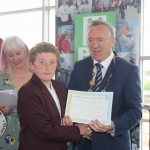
[0,90,18,108]
[65,90,113,125]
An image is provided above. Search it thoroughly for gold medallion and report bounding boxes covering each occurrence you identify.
[89,80,95,86]
[106,82,109,86]
[88,56,117,93]
[101,90,106,92]
[88,89,93,92]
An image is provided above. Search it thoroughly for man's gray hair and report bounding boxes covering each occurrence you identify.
[88,20,116,39]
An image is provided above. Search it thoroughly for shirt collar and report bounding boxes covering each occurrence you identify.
[93,51,114,69]
[47,81,54,92]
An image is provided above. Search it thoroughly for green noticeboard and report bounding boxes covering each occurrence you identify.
[74,12,116,62]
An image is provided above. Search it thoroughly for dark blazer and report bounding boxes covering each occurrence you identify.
[18,73,80,150]
[67,55,142,150]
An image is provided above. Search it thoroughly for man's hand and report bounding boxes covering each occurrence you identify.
[0,105,13,116]
[88,120,114,133]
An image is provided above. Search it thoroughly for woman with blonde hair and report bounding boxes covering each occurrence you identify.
[0,36,32,150]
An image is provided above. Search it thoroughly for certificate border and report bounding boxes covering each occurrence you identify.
[65,90,113,125]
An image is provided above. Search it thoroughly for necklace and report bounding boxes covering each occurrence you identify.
[88,56,119,92]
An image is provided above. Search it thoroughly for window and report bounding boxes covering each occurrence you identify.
[0,0,42,12]
[141,60,150,150]
[49,0,55,6]
[143,0,150,56]
[49,9,56,45]
[141,1,150,149]
[143,60,150,107]
[0,11,42,49]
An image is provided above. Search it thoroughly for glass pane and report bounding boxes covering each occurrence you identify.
[143,1,150,56]
[141,121,149,150]
[0,0,42,12]
[49,0,55,6]
[0,11,42,49]
[143,60,150,118]
[49,9,55,45]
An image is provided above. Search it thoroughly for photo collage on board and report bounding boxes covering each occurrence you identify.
[55,0,141,84]
[55,0,93,86]
[115,0,141,66]
[55,23,75,87]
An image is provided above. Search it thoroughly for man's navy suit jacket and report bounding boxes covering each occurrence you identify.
[67,55,142,150]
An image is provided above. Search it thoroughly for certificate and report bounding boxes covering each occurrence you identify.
[0,90,18,108]
[65,90,113,125]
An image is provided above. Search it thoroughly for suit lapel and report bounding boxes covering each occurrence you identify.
[85,57,94,88]
[41,86,61,118]
[31,74,61,119]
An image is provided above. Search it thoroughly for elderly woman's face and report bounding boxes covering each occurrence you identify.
[6,48,27,70]
[120,26,128,35]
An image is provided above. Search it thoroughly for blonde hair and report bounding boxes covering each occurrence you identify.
[29,42,60,65]
[0,36,29,73]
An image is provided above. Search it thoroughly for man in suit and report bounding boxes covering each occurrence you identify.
[67,20,142,150]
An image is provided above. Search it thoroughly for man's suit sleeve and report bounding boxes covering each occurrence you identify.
[112,65,142,137]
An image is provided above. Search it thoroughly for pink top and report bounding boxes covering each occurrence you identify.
[97,1,102,9]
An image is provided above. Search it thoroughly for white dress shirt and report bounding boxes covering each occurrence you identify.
[93,51,114,79]
[93,51,115,136]
[47,82,61,118]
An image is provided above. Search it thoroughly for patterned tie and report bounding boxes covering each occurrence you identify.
[92,63,103,92]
